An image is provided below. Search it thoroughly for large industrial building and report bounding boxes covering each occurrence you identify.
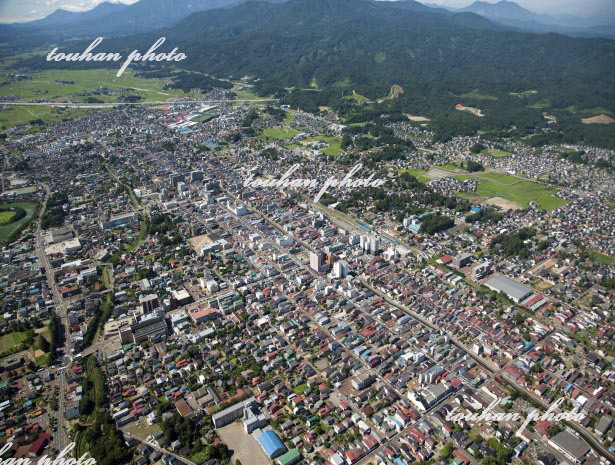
[484,274,533,303]
[548,431,591,464]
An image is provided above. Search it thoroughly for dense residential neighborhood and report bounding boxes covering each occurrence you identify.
[0,79,613,465]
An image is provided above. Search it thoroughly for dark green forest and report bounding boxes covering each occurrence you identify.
[11,0,615,147]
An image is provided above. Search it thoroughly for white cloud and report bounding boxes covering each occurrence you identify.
[0,0,138,23]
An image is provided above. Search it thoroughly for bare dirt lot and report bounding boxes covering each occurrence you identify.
[455,104,484,117]
[486,196,522,210]
[581,114,615,125]
[217,422,271,465]
[407,115,430,122]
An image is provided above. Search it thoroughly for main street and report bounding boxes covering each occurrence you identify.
[34,183,71,453]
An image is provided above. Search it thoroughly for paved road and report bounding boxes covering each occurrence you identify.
[34,183,70,453]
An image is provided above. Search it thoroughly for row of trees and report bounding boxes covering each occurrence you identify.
[75,356,132,465]
[79,357,106,416]
[420,214,455,235]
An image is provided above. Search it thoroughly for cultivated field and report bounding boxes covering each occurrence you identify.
[0,66,201,129]
[0,69,186,103]
[0,106,104,129]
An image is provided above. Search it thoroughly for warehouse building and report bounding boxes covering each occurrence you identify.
[484,274,533,303]
[548,431,591,464]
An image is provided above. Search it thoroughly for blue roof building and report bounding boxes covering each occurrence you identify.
[258,430,287,459]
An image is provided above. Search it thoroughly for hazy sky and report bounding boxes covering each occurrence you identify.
[418,0,615,18]
[0,0,613,22]
[0,0,137,23]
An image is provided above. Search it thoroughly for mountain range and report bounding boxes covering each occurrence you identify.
[2,0,613,41]
[16,0,613,114]
[3,0,614,148]
[458,1,615,37]
[1,0,285,44]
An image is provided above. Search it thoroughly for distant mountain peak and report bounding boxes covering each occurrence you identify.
[461,0,549,24]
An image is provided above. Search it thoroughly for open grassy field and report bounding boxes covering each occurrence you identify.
[590,251,615,265]
[35,354,50,367]
[484,150,512,158]
[0,105,105,129]
[0,202,38,242]
[529,99,551,109]
[0,212,16,225]
[460,89,498,101]
[261,127,299,140]
[293,383,308,395]
[344,91,371,103]
[190,112,218,123]
[0,332,27,352]
[435,164,462,172]
[398,168,429,182]
[453,174,567,211]
[233,86,265,101]
[475,172,519,184]
[398,168,427,177]
[455,191,480,201]
[284,111,295,124]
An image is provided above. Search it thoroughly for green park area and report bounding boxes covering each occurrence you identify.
[261,127,299,140]
[301,135,343,156]
[0,332,27,353]
[590,251,614,265]
[453,173,568,211]
[398,168,429,183]
[0,202,38,243]
[0,211,16,225]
